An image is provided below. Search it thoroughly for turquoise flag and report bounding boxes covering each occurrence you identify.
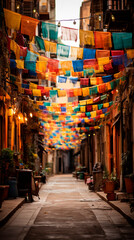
[44,102,50,106]
[35,36,45,50]
[86,112,91,117]
[89,86,98,95]
[50,90,57,98]
[25,50,38,61]
[98,104,103,110]
[25,61,36,72]
[42,22,58,41]
[57,44,70,58]
[112,32,132,50]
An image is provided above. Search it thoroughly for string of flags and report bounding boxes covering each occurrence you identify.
[4,8,133,150]
[4,8,133,50]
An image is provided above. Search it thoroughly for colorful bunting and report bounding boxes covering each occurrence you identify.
[72,60,83,72]
[35,36,45,51]
[57,44,70,58]
[79,30,94,47]
[83,48,96,60]
[71,47,83,59]
[94,31,112,49]
[112,32,132,50]
[61,26,78,42]
[21,15,39,37]
[4,8,21,30]
[42,22,58,41]
[44,40,57,53]
[58,76,67,83]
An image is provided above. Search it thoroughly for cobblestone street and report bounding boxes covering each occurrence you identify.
[0,175,134,240]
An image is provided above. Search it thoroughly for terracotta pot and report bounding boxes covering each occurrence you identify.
[0,185,9,201]
[0,188,4,208]
[106,192,116,201]
[103,179,108,193]
[105,181,115,193]
[125,178,134,194]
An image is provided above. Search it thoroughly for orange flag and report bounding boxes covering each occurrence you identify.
[21,15,39,37]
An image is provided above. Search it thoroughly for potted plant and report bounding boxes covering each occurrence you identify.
[105,172,117,193]
[122,151,134,194]
[0,187,4,208]
[124,174,134,194]
[0,148,14,200]
[103,171,117,201]
[102,166,109,193]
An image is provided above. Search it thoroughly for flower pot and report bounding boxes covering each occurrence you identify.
[125,177,134,194]
[0,188,4,208]
[8,177,18,198]
[0,185,9,201]
[103,179,108,193]
[105,181,115,193]
[106,192,116,201]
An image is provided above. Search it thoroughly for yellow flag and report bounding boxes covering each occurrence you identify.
[36,101,43,105]
[36,61,47,73]
[106,82,111,91]
[91,111,96,118]
[60,61,72,71]
[98,57,110,66]
[44,40,57,53]
[32,89,41,97]
[126,49,134,59]
[10,40,20,59]
[92,105,98,111]
[95,65,104,73]
[58,90,66,97]
[79,100,87,106]
[30,82,37,89]
[80,106,86,112]
[4,8,21,30]
[114,71,122,79]
[86,99,93,104]
[51,103,57,107]
[90,77,97,85]
[15,60,24,69]
[103,103,109,108]
[82,87,89,97]
[100,114,105,118]
[79,29,94,47]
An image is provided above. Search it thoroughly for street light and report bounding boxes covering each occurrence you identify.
[33,8,36,13]
[16,4,20,10]
[30,112,33,118]
[58,21,61,27]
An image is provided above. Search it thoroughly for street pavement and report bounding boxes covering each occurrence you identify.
[0,174,134,240]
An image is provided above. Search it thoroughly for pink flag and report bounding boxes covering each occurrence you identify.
[61,26,78,42]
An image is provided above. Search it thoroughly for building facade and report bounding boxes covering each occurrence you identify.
[79,0,134,190]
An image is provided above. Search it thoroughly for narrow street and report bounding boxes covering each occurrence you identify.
[0,175,134,240]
